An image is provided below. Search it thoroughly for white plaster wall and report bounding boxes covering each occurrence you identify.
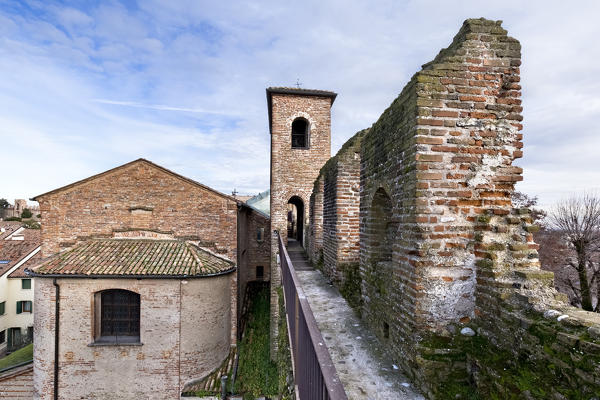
[0,247,38,354]
[33,274,233,399]
[180,274,232,387]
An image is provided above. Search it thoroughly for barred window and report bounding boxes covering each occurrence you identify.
[99,290,140,340]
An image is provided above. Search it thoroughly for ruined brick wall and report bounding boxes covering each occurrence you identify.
[344,17,600,398]
[307,176,324,267]
[36,160,239,262]
[268,89,334,356]
[33,275,233,399]
[354,17,530,394]
[319,130,364,295]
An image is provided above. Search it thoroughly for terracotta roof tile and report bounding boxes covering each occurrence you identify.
[8,252,41,278]
[0,228,41,277]
[0,221,22,240]
[31,239,235,277]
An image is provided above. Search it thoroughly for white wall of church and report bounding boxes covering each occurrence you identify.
[33,274,233,399]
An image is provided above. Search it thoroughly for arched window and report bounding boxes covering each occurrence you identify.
[291,118,309,148]
[369,188,395,264]
[95,289,140,343]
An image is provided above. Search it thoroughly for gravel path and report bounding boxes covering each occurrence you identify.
[296,269,424,400]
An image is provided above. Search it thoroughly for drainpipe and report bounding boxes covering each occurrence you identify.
[53,278,60,400]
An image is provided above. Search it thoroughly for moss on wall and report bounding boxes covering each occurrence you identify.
[338,262,362,313]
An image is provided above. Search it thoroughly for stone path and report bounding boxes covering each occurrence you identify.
[295,268,424,400]
[286,239,313,270]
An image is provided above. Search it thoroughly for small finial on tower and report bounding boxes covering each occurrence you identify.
[295,78,302,88]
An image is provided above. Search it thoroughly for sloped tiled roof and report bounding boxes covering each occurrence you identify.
[30,239,235,278]
[0,221,22,240]
[0,228,41,278]
[9,251,41,278]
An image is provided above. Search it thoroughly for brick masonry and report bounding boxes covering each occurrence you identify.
[304,18,600,398]
[307,175,324,267]
[33,276,233,399]
[35,159,239,262]
[320,130,365,288]
[268,88,334,357]
[237,205,271,321]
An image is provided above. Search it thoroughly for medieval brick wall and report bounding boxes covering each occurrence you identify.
[319,130,364,294]
[307,176,324,267]
[33,275,233,399]
[304,18,600,399]
[268,89,334,356]
[36,159,239,262]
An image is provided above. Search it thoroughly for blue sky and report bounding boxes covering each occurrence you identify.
[1,0,599,208]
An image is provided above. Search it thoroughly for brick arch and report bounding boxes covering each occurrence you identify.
[286,111,317,132]
[287,195,306,244]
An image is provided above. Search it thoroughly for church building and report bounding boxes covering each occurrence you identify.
[28,159,270,399]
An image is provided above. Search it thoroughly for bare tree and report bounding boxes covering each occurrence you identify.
[550,193,600,311]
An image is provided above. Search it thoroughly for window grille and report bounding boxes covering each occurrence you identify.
[100,290,140,337]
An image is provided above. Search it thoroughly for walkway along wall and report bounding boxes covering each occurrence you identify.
[309,18,600,398]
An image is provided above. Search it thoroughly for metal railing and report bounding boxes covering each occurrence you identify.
[278,233,347,400]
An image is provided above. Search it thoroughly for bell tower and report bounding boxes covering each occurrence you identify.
[266,87,337,355]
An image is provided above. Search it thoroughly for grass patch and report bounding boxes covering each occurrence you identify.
[277,288,294,400]
[234,285,278,399]
[0,344,33,370]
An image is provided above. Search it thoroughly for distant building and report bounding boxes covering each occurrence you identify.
[0,222,40,355]
[0,199,40,220]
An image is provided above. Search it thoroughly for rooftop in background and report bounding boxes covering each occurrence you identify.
[0,227,41,278]
[246,189,270,216]
[30,238,235,278]
[0,221,23,240]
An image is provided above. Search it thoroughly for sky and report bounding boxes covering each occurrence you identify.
[0,0,599,209]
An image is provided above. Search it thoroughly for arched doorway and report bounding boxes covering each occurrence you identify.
[287,196,304,244]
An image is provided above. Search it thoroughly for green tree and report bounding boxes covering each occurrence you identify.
[0,198,9,209]
[21,208,33,219]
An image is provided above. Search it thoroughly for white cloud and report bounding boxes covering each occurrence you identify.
[0,0,598,205]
